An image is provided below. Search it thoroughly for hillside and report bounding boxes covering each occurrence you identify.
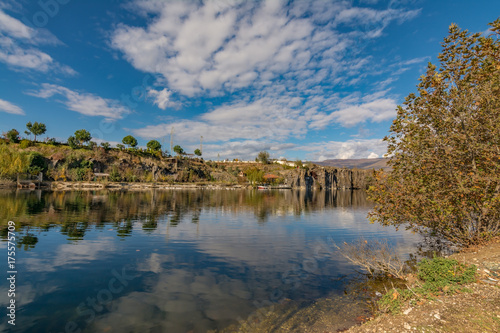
[0,142,374,190]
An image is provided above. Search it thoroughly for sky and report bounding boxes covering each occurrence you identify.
[0,0,498,161]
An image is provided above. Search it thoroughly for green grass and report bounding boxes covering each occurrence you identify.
[377,257,477,314]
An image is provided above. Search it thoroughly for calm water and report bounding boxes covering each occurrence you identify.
[0,189,421,332]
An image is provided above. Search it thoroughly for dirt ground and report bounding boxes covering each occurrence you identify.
[345,238,500,333]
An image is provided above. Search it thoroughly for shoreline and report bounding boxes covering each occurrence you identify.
[0,180,359,191]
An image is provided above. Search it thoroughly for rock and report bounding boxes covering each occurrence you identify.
[403,308,413,315]
[434,313,441,320]
[403,323,411,330]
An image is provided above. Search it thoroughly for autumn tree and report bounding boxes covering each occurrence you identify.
[368,19,500,246]
[26,121,46,142]
[122,135,138,149]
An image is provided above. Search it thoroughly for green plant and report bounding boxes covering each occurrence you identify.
[87,141,97,150]
[377,257,477,314]
[122,135,138,148]
[257,151,270,164]
[194,148,202,156]
[100,142,110,150]
[26,121,47,142]
[417,257,476,292]
[173,145,184,156]
[67,136,79,149]
[45,137,58,146]
[109,166,121,182]
[146,140,161,153]
[368,19,500,246]
[378,288,413,314]
[19,139,32,149]
[74,129,92,146]
[6,129,19,143]
[22,152,48,176]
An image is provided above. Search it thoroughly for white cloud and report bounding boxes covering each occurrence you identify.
[111,0,420,96]
[0,9,32,39]
[0,98,24,115]
[298,139,388,160]
[26,83,130,120]
[147,88,172,110]
[310,97,397,129]
[0,10,73,74]
[133,95,312,143]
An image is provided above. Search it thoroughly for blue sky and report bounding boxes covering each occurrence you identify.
[0,0,498,161]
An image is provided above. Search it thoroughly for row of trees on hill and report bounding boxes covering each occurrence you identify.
[2,123,200,157]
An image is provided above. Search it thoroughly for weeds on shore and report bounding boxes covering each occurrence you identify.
[335,239,477,314]
[377,257,476,313]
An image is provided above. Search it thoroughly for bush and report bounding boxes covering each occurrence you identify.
[417,257,476,292]
[377,257,477,314]
[6,129,19,143]
[20,139,32,149]
[109,166,121,182]
[67,136,79,149]
[27,152,48,176]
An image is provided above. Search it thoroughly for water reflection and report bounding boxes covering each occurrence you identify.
[0,189,372,245]
[0,189,420,333]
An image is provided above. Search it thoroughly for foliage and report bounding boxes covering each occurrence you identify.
[246,167,265,184]
[0,144,29,179]
[194,148,202,156]
[6,129,19,143]
[146,140,161,152]
[109,166,122,182]
[19,139,32,149]
[417,257,476,292]
[74,129,92,146]
[116,144,125,150]
[122,135,138,148]
[67,136,79,149]
[27,152,48,176]
[378,257,477,314]
[26,121,47,142]
[100,142,110,150]
[368,19,500,246]
[257,151,270,164]
[294,159,303,168]
[45,137,58,146]
[87,141,97,150]
[173,145,184,156]
[75,160,93,181]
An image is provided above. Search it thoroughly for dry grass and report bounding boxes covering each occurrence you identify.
[333,239,409,280]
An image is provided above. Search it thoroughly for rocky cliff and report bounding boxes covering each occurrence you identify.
[284,165,371,190]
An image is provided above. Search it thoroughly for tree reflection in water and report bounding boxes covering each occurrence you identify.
[0,189,372,249]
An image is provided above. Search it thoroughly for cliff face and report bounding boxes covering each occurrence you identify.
[284,166,371,190]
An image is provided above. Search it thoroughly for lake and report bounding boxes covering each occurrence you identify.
[0,189,422,332]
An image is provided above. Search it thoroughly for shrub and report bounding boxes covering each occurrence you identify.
[377,257,477,314]
[109,166,121,182]
[19,139,32,149]
[6,129,19,143]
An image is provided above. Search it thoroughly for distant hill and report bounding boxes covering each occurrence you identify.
[314,158,390,170]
